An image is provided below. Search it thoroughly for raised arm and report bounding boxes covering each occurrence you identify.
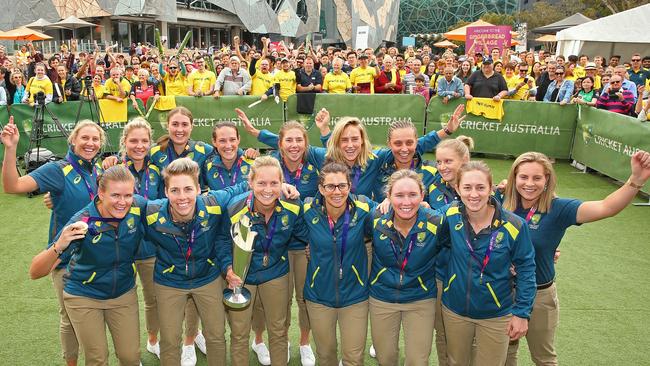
[1,116,39,193]
[235,108,260,138]
[576,151,650,224]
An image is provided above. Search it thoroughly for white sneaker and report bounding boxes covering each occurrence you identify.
[194,330,207,355]
[299,344,316,366]
[181,345,197,366]
[369,344,377,358]
[146,340,160,359]
[339,361,343,366]
[288,342,291,362]
[251,340,271,365]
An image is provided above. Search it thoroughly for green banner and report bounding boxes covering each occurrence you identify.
[8,100,145,158]
[0,106,9,160]
[572,106,650,194]
[285,94,427,148]
[426,97,577,158]
[146,96,285,149]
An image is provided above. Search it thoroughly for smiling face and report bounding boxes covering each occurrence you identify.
[279,128,306,164]
[458,170,491,213]
[515,162,547,207]
[389,177,423,221]
[319,172,350,210]
[388,127,417,167]
[251,166,282,208]
[35,65,45,78]
[212,126,240,163]
[168,113,192,147]
[72,126,102,161]
[98,180,134,219]
[165,174,199,220]
[125,127,151,162]
[436,147,466,185]
[338,125,363,165]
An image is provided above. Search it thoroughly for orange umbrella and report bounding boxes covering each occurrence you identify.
[0,26,52,41]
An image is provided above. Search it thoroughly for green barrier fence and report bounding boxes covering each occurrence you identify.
[285,94,426,148]
[7,100,145,160]
[426,97,578,159]
[572,106,650,194]
[0,106,8,160]
[146,96,285,148]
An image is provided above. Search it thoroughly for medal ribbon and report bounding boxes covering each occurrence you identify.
[525,206,537,223]
[124,158,150,199]
[248,192,278,262]
[172,223,198,275]
[327,205,350,279]
[282,160,304,190]
[389,233,417,281]
[463,223,499,283]
[217,157,243,187]
[351,166,361,194]
[166,143,189,161]
[66,156,98,200]
[82,216,123,235]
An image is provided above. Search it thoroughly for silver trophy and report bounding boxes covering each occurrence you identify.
[223,214,257,309]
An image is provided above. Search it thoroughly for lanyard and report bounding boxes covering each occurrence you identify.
[66,156,97,200]
[327,206,351,280]
[524,206,537,223]
[282,160,304,190]
[351,166,361,194]
[172,223,198,275]
[437,181,456,204]
[217,157,243,187]
[464,223,499,284]
[124,158,150,199]
[166,143,189,161]
[247,193,278,263]
[389,232,417,284]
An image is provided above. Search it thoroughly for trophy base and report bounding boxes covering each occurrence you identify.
[223,288,251,309]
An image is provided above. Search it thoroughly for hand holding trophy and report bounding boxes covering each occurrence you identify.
[223,214,257,308]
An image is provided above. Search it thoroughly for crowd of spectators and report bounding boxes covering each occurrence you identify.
[0,36,648,120]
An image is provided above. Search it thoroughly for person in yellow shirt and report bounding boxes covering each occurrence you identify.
[349,54,377,93]
[584,62,602,90]
[24,63,53,105]
[187,57,216,96]
[160,59,188,96]
[250,58,274,96]
[103,68,132,102]
[506,64,536,100]
[262,58,296,102]
[323,57,351,94]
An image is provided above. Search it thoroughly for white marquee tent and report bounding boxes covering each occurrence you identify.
[556,4,650,59]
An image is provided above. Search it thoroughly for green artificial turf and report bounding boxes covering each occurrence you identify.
[1,158,649,365]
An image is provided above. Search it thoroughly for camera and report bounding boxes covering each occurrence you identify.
[35,91,46,105]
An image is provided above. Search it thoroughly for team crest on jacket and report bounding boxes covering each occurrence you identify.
[281,214,289,227]
[495,231,505,247]
[531,214,541,225]
[127,217,135,230]
[201,220,209,228]
[241,165,249,174]
[417,232,426,245]
[302,174,310,182]
[149,173,156,181]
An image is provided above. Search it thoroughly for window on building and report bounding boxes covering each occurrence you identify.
[112,21,129,47]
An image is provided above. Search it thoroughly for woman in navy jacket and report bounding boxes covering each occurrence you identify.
[29,166,145,366]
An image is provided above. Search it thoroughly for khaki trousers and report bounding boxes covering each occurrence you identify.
[506,283,559,366]
[184,297,201,337]
[155,278,226,366]
[135,257,158,335]
[51,268,80,361]
[251,249,311,335]
[228,274,290,366]
[306,300,368,366]
[435,279,449,366]
[443,306,511,366]
[63,288,140,366]
[369,296,435,366]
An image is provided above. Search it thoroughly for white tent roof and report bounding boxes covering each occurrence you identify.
[557,4,650,43]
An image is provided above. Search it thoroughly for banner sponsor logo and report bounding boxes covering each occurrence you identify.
[460,120,560,136]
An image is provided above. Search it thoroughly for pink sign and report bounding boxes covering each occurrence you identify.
[466,26,512,54]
